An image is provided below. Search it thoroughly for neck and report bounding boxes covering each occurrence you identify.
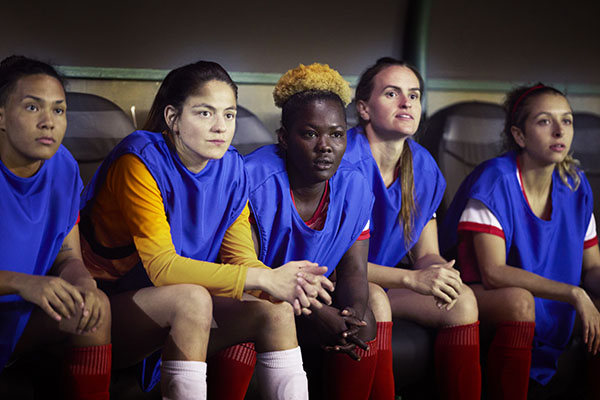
[0,145,43,178]
[168,133,208,174]
[518,152,555,200]
[363,124,407,185]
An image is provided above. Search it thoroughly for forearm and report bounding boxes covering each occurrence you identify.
[413,253,447,270]
[368,261,413,289]
[483,263,584,306]
[336,276,368,318]
[143,248,248,299]
[0,270,31,296]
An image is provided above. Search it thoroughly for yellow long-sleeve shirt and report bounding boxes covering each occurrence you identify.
[81,153,267,299]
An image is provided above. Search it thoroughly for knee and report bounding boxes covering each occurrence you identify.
[499,287,535,322]
[442,284,479,326]
[368,283,391,322]
[255,300,295,327]
[170,284,213,329]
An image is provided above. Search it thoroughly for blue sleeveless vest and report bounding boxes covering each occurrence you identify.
[81,130,248,269]
[344,126,446,267]
[440,152,593,384]
[0,146,82,372]
[245,144,373,276]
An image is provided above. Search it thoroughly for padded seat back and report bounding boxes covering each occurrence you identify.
[232,105,275,155]
[420,101,505,221]
[62,92,135,185]
[571,112,600,215]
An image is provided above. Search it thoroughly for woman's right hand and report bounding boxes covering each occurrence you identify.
[572,287,600,355]
[17,274,84,322]
[409,260,463,309]
[263,260,334,315]
[311,305,368,360]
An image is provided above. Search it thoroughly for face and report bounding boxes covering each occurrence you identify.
[166,79,236,173]
[512,93,573,166]
[280,98,347,186]
[0,74,67,171]
[358,65,422,138]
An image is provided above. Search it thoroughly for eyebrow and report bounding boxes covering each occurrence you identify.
[384,85,421,93]
[22,95,65,104]
[191,103,237,111]
[532,111,573,118]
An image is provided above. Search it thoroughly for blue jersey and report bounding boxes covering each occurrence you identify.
[81,130,248,272]
[343,126,446,267]
[0,146,82,372]
[440,152,593,384]
[245,144,373,276]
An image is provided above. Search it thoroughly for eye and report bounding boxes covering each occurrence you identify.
[331,130,345,138]
[385,91,398,98]
[54,107,65,115]
[409,92,420,100]
[537,118,550,126]
[196,110,211,118]
[303,130,317,138]
[225,112,236,120]
[562,118,573,125]
[25,104,38,112]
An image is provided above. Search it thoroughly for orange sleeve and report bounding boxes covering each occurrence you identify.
[106,154,248,299]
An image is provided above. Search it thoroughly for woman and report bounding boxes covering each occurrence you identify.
[244,63,393,399]
[0,55,111,399]
[440,83,600,399]
[80,61,331,400]
[344,57,481,399]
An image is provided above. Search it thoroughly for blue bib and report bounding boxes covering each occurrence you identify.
[440,152,593,384]
[344,127,446,267]
[0,146,82,371]
[245,144,373,276]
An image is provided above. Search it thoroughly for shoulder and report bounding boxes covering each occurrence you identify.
[344,126,373,165]
[407,139,443,177]
[244,144,286,190]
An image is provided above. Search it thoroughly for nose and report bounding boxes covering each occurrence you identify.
[553,120,564,138]
[316,134,332,153]
[398,93,411,109]
[211,115,227,133]
[38,109,55,130]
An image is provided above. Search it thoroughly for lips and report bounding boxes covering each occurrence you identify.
[314,158,333,170]
[395,113,413,120]
[208,139,226,145]
[550,143,566,152]
[36,137,56,145]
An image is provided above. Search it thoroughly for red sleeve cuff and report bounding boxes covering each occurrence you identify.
[584,236,598,249]
[357,229,370,241]
[457,221,505,240]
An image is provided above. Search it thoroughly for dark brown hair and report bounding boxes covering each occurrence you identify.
[355,57,424,246]
[143,61,237,133]
[0,55,65,106]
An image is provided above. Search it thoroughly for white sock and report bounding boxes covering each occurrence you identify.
[255,346,308,400]
[160,360,207,400]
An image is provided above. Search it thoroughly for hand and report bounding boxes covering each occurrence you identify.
[265,260,330,315]
[312,305,368,360]
[573,288,600,355]
[18,275,84,322]
[296,264,334,313]
[72,280,106,335]
[410,260,462,309]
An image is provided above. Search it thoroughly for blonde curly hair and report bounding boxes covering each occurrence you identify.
[273,63,352,108]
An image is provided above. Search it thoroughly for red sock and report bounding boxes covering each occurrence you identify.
[324,339,378,400]
[369,322,394,400]
[207,343,256,400]
[434,321,481,400]
[64,344,112,400]
[486,321,534,400]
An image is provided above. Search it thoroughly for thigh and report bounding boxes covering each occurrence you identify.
[471,284,535,325]
[388,285,478,328]
[209,294,296,354]
[108,286,178,368]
